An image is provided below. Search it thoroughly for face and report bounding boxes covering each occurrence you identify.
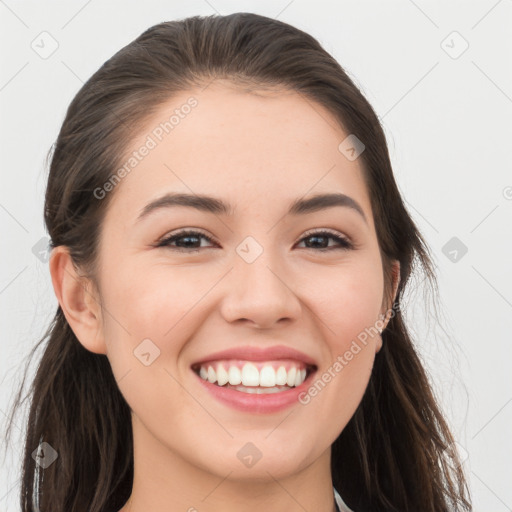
[61,81,399,489]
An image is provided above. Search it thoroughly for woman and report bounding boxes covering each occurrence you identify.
[4,12,472,512]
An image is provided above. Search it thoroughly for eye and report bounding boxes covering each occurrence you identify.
[156,228,353,253]
[296,229,354,251]
[156,229,218,253]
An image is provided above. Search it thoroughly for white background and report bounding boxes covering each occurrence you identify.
[1,1,511,510]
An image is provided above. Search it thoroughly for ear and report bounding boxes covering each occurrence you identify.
[376,259,401,353]
[387,259,401,315]
[49,246,107,355]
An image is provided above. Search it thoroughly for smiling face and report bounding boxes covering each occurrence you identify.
[54,80,399,505]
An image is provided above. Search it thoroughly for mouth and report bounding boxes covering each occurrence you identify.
[190,345,319,412]
[191,360,318,394]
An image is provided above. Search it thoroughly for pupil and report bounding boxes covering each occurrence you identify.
[307,235,327,248]
[178,235,198,247]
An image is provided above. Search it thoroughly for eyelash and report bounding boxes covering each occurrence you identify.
[156,228,354,253]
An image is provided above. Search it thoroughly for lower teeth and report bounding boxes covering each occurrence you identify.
[219,383,294,394]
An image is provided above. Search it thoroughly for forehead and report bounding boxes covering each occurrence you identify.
[105,81,373,226]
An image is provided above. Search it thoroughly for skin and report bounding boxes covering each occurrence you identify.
[50,80,400,512]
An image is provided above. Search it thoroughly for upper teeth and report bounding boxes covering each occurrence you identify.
[197,362,308,387]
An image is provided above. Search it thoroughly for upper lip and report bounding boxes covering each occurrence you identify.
[191,345,318,368]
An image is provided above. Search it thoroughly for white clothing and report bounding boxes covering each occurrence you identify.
[334,486,354,512]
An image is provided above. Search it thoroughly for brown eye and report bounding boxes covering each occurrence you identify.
[157,230,217,252]
[296,230,353,251]
[156,229,354,253]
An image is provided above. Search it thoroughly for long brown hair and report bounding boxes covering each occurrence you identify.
[4,12,472,511]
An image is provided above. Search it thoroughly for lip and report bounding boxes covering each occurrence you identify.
[192,366,318,413]
[191,345,318,367]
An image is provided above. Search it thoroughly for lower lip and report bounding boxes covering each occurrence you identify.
[193,369,316,413]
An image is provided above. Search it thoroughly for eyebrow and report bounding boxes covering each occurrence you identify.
[136,192,367,224]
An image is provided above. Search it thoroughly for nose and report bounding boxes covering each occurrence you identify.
[219,250,302,329]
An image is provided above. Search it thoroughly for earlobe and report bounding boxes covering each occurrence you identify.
[49,246,107,355]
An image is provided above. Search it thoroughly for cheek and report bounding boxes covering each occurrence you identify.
[103,261,199,333]
[303,259,384,343]
[99,267,200,412]
[315,262,382,416]
[100,261,225,385]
